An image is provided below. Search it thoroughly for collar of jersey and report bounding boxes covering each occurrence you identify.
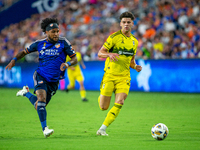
[120,30,132,39]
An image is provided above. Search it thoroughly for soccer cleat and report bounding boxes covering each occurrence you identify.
[16,86,29,97]
[96,129,108,136]
[65,88,69,92]
[82,98,88,102]
[43,127,54,138]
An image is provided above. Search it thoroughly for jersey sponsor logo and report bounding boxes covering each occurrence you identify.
[40,49,59,55]
[118,50,133,56]
[55,43,60,48]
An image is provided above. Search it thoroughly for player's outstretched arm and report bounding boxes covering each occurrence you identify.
[5,50,27,70]
[98,46,119,61]
[80,60,86,69]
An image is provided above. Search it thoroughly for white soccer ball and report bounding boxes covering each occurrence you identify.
[151,123,169,140]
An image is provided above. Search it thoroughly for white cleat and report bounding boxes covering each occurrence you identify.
[16,86,29,97]
[43,127,54,138]
[96,129,108,136]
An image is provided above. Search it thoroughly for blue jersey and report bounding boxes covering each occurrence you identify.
[25,37,76,82]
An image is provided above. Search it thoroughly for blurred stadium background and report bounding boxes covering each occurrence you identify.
[0,0,200,93]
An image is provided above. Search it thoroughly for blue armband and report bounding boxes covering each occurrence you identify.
[66,61,71,66]
[13,57,17,61]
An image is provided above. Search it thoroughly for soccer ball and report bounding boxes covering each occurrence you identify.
[151,123,169,140]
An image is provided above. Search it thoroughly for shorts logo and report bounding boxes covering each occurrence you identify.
[38,80,43,84]
[51,91,55,96]
[55,43,60,48]
[103,84,105,89]
[126,80,130,86]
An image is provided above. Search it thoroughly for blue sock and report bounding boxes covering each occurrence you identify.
[37,101,47,131]
[24,92,37,106]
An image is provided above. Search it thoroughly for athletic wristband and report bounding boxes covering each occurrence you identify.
[134,64,137,69]
[13,57,17,61]
[66,61,71,66]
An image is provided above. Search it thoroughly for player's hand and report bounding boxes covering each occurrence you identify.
[135,65,142,72]
[5,60,15,70]
[60,63,68,71]
[108,53,120,61]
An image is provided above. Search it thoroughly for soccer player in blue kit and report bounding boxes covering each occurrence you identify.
[5,18,77,138]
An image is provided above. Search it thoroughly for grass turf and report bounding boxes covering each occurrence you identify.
[0,88,200,150]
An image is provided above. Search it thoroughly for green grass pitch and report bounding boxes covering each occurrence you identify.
[0,88,200,150]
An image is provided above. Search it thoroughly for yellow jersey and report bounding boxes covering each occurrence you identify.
[66,52,82,67]
[103,30,138,76]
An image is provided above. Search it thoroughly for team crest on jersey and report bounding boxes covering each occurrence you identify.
[55,43,60,48]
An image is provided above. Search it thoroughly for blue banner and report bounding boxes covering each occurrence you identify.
[0,59,200,93]
[0,0,61,30]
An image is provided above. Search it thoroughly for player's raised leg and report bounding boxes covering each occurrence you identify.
[16,86,38,108]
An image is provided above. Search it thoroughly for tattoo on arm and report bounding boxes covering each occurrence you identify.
[15,50,27,60]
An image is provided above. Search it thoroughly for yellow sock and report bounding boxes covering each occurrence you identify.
[103,103,122,127]
[67,85,72,90]
[98,96,103,110]
[80,90,86,99]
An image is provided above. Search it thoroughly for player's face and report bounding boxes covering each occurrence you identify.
[46,28,59,43]
[120,18,133,34]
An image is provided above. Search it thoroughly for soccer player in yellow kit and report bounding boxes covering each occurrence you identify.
[66,45,88,102]
[96,11,142,136]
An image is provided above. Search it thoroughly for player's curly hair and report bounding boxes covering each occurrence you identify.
[41,18,59,33]
[120,11,135,21]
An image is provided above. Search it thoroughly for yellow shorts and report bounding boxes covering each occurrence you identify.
[100,73,131,96]
[67,68,84,87]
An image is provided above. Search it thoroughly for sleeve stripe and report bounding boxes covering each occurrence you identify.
[24,48,29,54]
[69,53,76,58]
[103,44,109,50]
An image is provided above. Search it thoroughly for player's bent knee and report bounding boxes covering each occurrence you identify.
[99,105,109,111]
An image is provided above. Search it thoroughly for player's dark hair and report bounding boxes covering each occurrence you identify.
[120,11,135,21]
[41,18,59,33]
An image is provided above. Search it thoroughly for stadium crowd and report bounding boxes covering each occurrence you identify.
[0,0,200,63]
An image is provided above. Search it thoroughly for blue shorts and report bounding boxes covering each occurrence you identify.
[33,71,59,104]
